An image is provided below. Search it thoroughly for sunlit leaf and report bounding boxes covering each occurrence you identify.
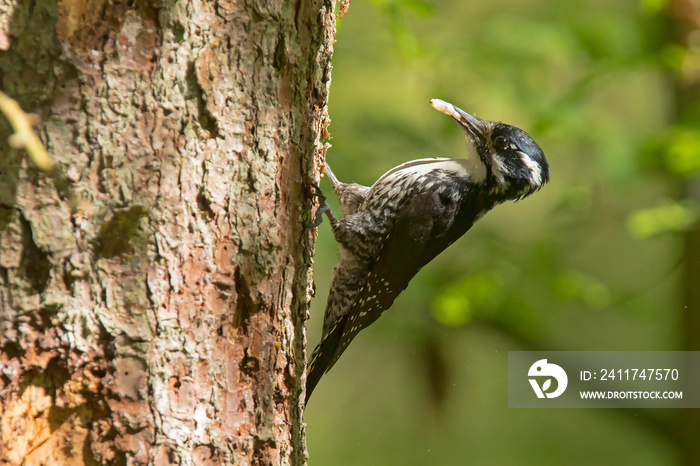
[432,292,472,327]
[626,199,700,238]
[664,127,700,176]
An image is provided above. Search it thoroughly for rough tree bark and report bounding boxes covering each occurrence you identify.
[0,0,335,464]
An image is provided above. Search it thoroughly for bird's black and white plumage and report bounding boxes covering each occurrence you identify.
[306,99,549,403]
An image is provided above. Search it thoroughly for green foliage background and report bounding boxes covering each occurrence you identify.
[305,0,700,464]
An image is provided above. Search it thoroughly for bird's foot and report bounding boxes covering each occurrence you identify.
[307,183,331,229]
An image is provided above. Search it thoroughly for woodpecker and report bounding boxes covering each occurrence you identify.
[306,99,549,403]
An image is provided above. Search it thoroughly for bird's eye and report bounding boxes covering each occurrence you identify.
[494,135,509,150]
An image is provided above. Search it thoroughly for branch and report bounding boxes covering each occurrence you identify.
[0,91,54,171]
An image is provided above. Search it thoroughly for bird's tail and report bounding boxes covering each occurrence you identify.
[305,316,346,404]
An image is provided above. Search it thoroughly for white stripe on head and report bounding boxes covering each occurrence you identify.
[519,152,543,187]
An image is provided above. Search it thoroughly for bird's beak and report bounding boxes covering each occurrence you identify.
[431,99,489,142]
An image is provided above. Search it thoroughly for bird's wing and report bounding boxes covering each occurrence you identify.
[327,187,464,370]
[306,187,479,403]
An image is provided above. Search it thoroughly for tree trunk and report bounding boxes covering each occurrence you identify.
[0,0,334,464]
[667,1,700,465]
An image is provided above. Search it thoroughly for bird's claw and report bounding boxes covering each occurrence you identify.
[307,203,330,229]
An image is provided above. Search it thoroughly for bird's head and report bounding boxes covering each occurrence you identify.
[431,99,549,200]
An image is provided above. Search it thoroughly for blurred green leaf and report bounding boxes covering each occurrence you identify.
[571,14,642,61]
[432,272,502,327]
[478,18,581,68]
[368,0,433,60]
[660,44,687,71]
[639,0,670,15]
[432,291,473,327]
[554,270,612,309]
[369,0,433,16]
[626,199,700,238]
[401,0,433,17]
[664,127,700,176]
[682,48,700,81]
[554,185,593,214]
